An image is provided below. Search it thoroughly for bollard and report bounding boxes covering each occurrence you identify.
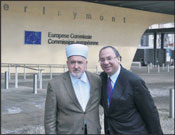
[149,63,152,69]
[139,62,141,68]
[169,89,174,119]
[5,71,9,89]
[64,66,66,72]
[50,66,52,79]
[162,63,165,70]
[96,66,98,74]
[147,64,150,73]
[39,71,42,89]
[8,65,11,80]
[15,66,18,88]
[157,65,160,73]
[150,63,153,69]
[38,65,40,80]
[24,65,26,80]
[167,64,170,72]
[33,74,37,94]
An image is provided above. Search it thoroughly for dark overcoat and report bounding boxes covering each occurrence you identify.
[100,66,163,134]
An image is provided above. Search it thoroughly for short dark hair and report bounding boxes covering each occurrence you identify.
[99,46,122,60]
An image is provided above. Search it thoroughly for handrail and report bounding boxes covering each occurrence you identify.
[1,63,97,68]
[15,64,44,71]
[1,63,98,72]
[1,63,45,71]
[1,63,66,68]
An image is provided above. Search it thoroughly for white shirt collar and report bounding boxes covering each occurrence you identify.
[70,72,88,84]
[108,65,121,84]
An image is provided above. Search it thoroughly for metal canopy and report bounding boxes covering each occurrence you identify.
[144,28,175,34]
[91,1,174,15]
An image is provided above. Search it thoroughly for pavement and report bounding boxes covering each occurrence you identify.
[1,66,174,134]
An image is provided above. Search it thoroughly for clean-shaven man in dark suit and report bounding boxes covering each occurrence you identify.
[99,46,163,134]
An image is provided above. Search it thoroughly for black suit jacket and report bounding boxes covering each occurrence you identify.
[100,66,163,134]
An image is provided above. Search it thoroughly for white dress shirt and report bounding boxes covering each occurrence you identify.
[109,65,121,88]
[70,72,90,112]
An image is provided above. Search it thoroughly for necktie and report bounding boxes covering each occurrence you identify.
[107,77,112,106]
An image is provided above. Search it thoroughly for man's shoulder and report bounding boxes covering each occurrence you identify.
[86,71,101,80]
[121,67,142,81]
[49,72,68,84]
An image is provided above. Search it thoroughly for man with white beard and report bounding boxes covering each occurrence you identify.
[44,44,101,134]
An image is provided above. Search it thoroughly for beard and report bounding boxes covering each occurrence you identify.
[70,69,83,79]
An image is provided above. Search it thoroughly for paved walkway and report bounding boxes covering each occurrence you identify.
[1,66,174,134]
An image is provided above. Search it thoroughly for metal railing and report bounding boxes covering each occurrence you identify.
[1,63,98,74]
[2,63,99,94]
[147,63,172,73]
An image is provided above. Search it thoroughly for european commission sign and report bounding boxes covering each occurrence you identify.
[24,30,99,45]
[24,31,41,45]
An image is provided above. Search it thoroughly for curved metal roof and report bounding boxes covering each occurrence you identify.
[91,1,174,15]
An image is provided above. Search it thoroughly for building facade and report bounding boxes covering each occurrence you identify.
[1,1,174,72]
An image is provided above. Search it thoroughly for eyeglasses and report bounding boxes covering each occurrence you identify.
[99,56,117,63]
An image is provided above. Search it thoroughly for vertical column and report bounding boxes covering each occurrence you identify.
[50,65,52,79]
[150,63,153,70]
[139,63,141,68]
[64,65,66,72]
[161,33,165,66]
[38,65,40,80]
[147,64,150,73]
[162,63,165,70]
[169,89,174,119]
[167,63,170,72]
[96,66,98,74]
[8,64,11,80]
[161,33,164,49]
[157,65,160,73]
[15,66,18,88]
[24,64,26,80]
[5,71,9,89]
[153,33,157,66]
[33,74,37,94]
[39,70,42,89]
